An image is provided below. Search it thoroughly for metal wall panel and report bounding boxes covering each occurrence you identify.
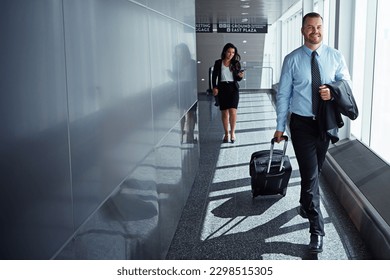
[176,34,198,116]
[147,0,196,26]
[57,0,197,259]
[0,0,197,260]
[149,13,180,143]
[0,0,73,259]
[62,0,154,229]
[56,151,160,259]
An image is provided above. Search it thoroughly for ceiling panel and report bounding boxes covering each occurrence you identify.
[195,0,300,25]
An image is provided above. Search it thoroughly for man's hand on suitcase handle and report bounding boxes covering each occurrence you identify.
[273,131,285,143]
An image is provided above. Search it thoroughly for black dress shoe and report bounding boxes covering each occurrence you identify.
[309,234,323,253]
[297,205,308,219]
[222,136,229,143]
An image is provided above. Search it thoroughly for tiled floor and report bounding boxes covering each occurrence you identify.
[166,91,372,260]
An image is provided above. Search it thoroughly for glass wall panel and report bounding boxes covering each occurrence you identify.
[350,0,368,140]
[371,0,390,163]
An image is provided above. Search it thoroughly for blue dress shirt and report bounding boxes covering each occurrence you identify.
[276,44,351,132]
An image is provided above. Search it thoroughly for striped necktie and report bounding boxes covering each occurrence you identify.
[311,51,321,117]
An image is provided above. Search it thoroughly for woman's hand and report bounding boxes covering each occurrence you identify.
[213,87,218,96]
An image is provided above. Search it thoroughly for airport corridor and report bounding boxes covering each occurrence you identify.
[166,91,371,260]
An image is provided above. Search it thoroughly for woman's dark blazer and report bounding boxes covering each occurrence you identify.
[211,59,243,90]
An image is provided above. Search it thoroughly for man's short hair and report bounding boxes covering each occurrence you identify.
[302,12,323,27]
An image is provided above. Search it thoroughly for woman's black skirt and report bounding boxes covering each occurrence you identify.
[218,82,239,110]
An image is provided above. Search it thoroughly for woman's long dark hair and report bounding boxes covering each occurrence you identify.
[220,43,241,62]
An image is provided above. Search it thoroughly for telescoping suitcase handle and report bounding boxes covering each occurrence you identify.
[267,136,289,173]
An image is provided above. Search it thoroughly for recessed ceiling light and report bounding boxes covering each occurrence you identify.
[242,18,248,23]
[241,4,250,8]
[241,12,248,15]
[243,40,247,43]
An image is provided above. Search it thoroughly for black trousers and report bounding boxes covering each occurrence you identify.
[290,113,330,236]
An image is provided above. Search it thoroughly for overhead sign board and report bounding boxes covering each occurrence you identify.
[196,23,213,33]
[217,23,268,33]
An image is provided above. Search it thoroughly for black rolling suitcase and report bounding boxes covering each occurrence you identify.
[249,136,292,198]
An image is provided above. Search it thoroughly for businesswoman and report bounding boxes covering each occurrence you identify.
[212,43,244,143]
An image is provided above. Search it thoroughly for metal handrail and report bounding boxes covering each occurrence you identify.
[239,66,274,90]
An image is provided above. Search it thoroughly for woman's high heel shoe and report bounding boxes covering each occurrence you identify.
[230,133,236,143]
